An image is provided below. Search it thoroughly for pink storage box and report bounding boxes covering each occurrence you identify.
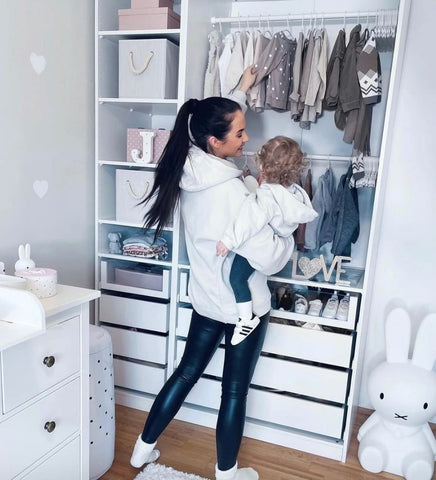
[114,265,164,291]
[119,7,180,30]
[131,0,174,9]
[127,128,171,164]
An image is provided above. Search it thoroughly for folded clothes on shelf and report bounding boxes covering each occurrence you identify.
[122,234,168,260]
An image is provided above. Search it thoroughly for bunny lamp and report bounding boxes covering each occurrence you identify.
[14,244,36,272]
[0,262,5,274]
[357,307,436,480]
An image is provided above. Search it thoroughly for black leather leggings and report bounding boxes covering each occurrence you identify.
[141,309,269,470]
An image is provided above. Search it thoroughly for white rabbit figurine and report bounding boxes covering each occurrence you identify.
[358,307,436,480]
[14,244,36,272]
[0,261,5,274]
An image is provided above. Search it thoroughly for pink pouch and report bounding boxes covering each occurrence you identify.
[127,128,171,164]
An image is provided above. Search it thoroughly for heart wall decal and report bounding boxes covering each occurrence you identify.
[30,52,47,75]
[33,180,49,199]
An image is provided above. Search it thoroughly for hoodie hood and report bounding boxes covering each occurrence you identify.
[180,145,242,192]
[258,183,318,227]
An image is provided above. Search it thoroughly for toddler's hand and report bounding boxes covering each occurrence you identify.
[216,241,230,257]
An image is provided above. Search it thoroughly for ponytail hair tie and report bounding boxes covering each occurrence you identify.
[190,98,199,114]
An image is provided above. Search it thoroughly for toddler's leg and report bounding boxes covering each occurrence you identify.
[229,255,260,345]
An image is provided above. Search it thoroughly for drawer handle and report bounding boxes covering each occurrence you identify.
[43,356,56,368]
[44,421,56,433]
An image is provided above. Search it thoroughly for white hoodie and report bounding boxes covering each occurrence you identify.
[180,145,295,324]
[221,183,318,251]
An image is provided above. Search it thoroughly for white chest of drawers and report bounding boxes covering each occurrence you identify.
[0,285,100,480]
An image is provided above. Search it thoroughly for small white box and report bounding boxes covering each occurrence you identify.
[118,38,179,99]
[115,169,155,225]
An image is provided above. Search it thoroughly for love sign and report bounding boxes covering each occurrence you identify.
[292,252,352,285]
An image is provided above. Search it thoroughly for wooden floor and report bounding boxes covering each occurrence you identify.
[98,404,422,480]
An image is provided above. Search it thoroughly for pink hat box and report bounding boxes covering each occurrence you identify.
[131,0,174,9]
[118,7,180,30]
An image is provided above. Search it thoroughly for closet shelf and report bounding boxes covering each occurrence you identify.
[98,160,158,169]
[98,219,174,232]
[98,98,178,115]
[98,29,180,43]
[99,252,172,268]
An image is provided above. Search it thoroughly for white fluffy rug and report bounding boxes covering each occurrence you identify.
[134,463,211,480]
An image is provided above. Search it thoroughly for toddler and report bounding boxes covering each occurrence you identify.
[216,136,318,345]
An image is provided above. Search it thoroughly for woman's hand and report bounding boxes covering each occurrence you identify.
[216,240,230,257]
[238,65,257,93]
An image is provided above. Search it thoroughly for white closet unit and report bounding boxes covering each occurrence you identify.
[95,0,411,462]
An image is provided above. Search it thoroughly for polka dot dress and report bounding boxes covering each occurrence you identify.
[89,325,115,480]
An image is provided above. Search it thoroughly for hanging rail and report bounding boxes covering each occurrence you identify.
[243,152,378,163]
[211,10,398,25]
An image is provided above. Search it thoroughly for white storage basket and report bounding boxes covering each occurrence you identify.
[115,169,155,225]
[118,38,179,99]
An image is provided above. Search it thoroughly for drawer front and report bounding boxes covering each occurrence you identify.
[176,308,353,368]
[0,378,80,479]
[2,317,80,412]
[264,322,353,368]
[21,436,81,480]
[114,358,166,394]
[176,307,193,337]
[176,340,348,404]
[105,325,167,365]
[185,377,344,439]
[100,294,169,333]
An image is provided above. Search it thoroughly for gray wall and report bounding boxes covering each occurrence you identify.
[0,1,95,287]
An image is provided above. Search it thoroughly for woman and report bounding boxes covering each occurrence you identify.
[130,68,294,480]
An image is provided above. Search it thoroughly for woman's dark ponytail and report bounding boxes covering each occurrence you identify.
[142,96,241,238]
[141,99,197,237]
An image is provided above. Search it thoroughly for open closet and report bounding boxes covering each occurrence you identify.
[95,0,411,463]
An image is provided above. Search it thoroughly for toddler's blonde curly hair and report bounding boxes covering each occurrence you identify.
[256,136,305,187]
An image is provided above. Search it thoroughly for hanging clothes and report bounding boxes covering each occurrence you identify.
[247,32,270,112]
[204,30,223,98]
[253,32,297,111]
[331,165,360,257]
[289,31,305,117]
[299,28,328,129]
[304,167,335,251]
[323,29,346,111]
[295,168,313,252]
[296,30,315,120]
[218,33,234,96]
[223,31,247,95]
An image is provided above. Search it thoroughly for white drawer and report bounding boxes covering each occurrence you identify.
[185,377,345,439]
[21,436,81,480]
[0,378,80,480]
[114,358,166,394]
[176,308,353,368]
[264,322,353,368]
[1,317,80,412]
[179,270,191,303]
[176,340,349,404]
[104,325,167,365]
[176,307,193,337]
[100,294,169,333]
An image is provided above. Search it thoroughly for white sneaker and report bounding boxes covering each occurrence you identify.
[336,293,350,321]
[308,299,322,316]
[130,435,160,468]
[231,316,260,345]
[294,294,308,314]
[322,291,339,319]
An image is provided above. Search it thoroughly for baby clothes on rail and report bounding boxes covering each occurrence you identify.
[204,29,223,98]
[304,167,335,251]
[223,31,247,95]
[247,32,270,112]
[324,29,346,111]
[289,31,304,117]
[218,33,234,96]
